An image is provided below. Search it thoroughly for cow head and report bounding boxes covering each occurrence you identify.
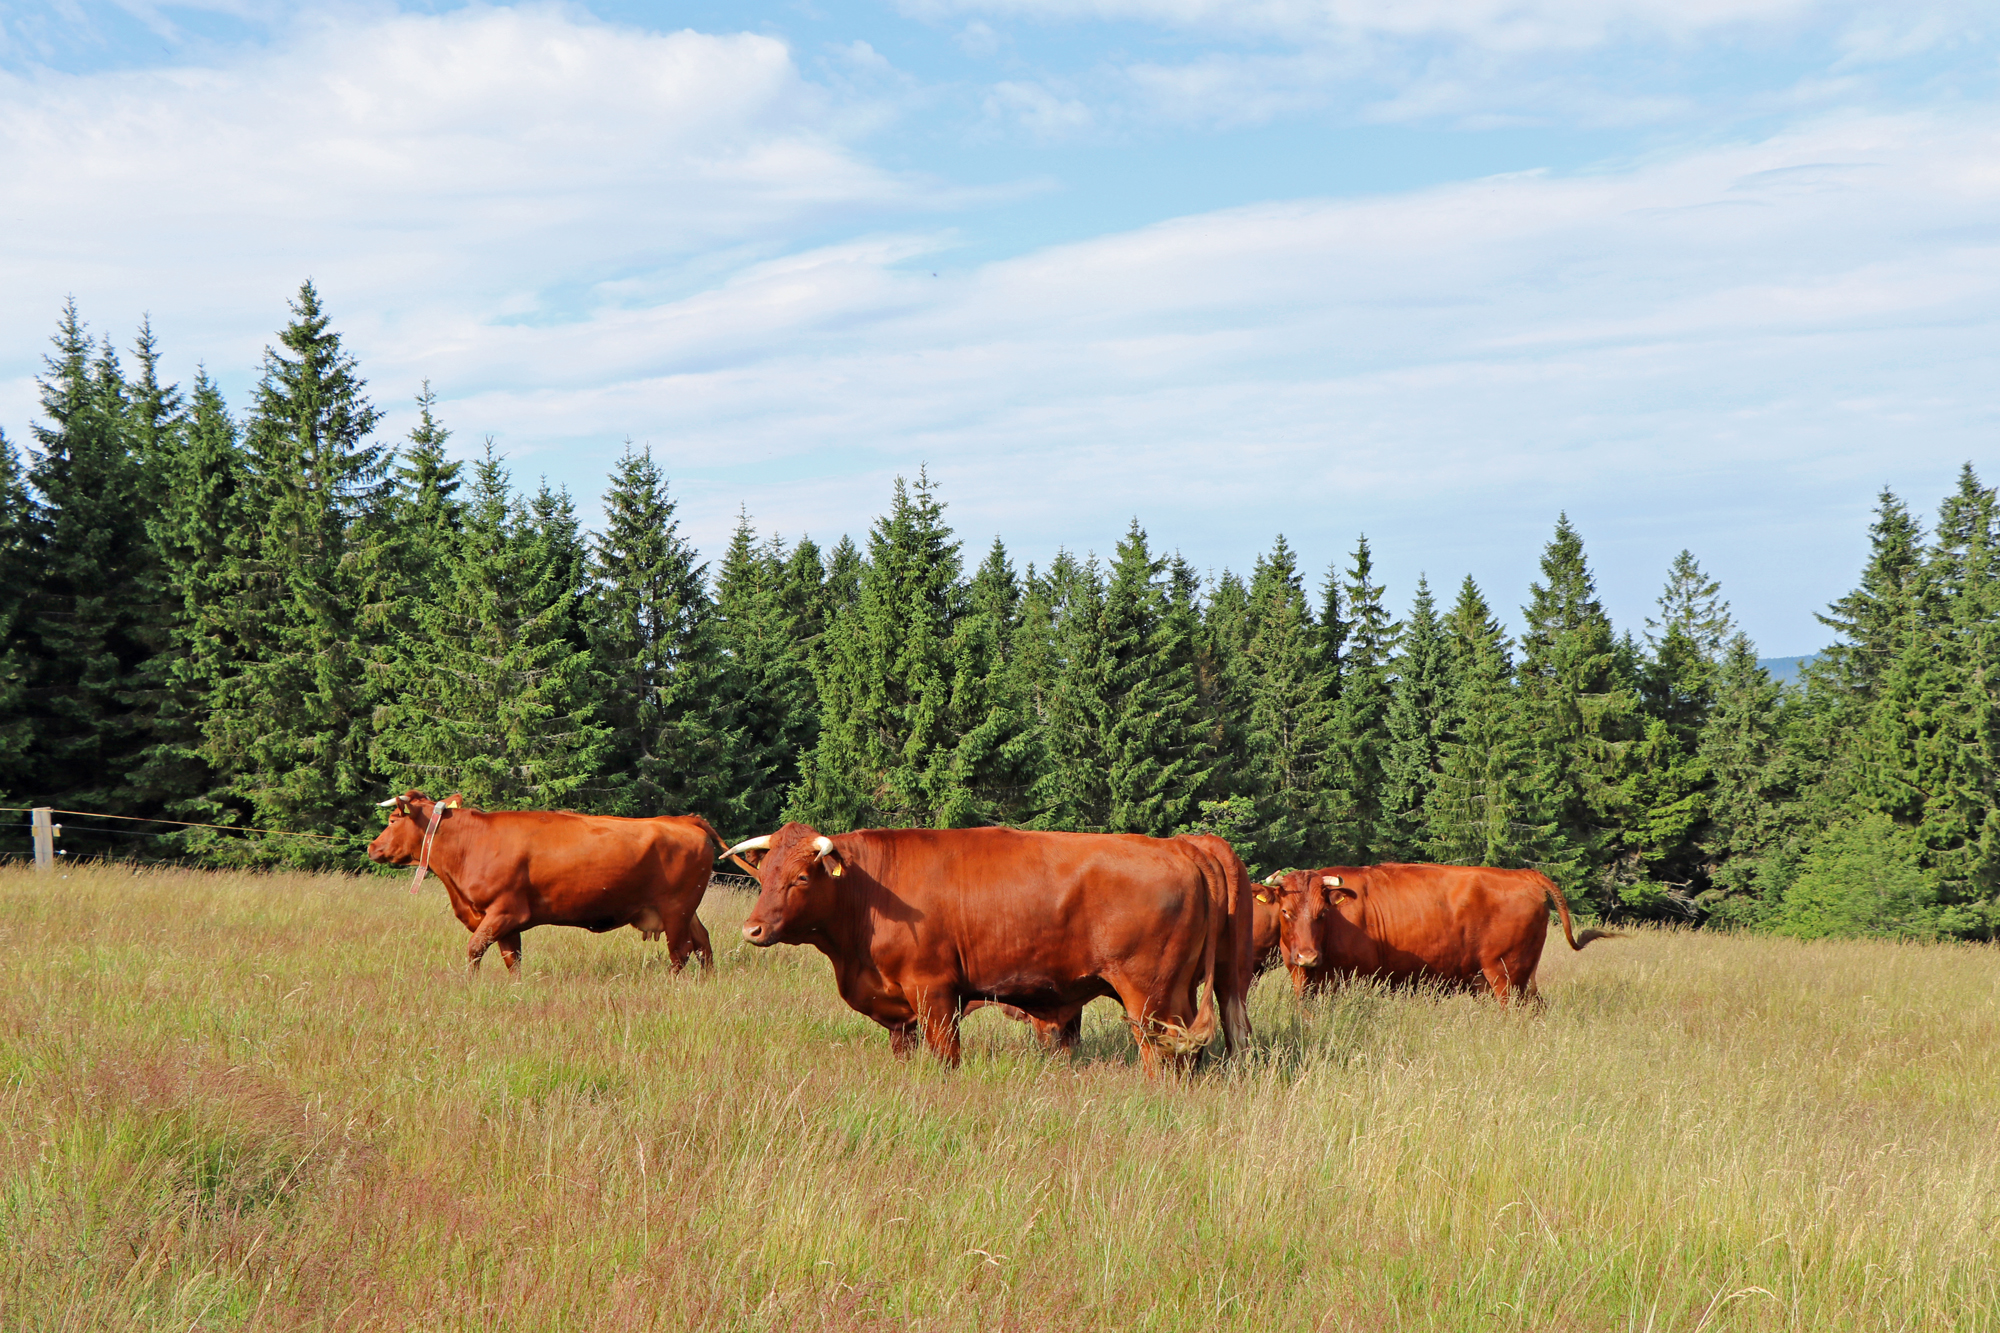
[726,822,846,947]
[366,791,461,866]
[1259,869,1360,969]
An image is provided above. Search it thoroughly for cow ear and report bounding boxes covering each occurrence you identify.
[735,847,770,871]
[821,850,845,878]
[444,794,463,809]
[1323,875,1357,900]
[1253,890,1272,903]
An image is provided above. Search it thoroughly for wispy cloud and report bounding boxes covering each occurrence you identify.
[3,4,1995,652]
[0,5,926,383]
[919,0,1995,133]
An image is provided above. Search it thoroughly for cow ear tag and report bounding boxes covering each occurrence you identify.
[1254,891,1271,903]
[445,795,462,809]
[824,856,844,877]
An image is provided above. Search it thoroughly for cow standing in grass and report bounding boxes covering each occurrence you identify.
[724,822,1253,1074]
[964,832,1274,1055]
[368,791,729,975]
[1260,864,1618,1002]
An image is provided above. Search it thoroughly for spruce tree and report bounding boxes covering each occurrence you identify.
[591,447,732,822]
[1237,536,1332,866]
[23,305,162,846]
[132,370,247,841]
[1196,567,1253,804]
[1517,515,1638,902]
[205,282,392,860]
[713,513,818,831]
[1031,552,1110,830]
[1429,576,1554,868]
[1378,575,1450,860]
[1849,474,2000,929]
[790,470,962,829]
[1814,489,1925,704]
[1697,633,1797,920]
[375,448,610,809]
[0,431,36,801]
[1324,536,1399,863]
[1626,551,1733,905]
[938,538,1040,827]
[1098,521,1209,836]
[390,384,465,564]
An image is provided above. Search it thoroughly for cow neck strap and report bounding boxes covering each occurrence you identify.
[409,800,450,894]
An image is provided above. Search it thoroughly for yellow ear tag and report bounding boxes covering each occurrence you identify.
[445,796,461,809]
[1254,892,1271,903]
[826,861,844,877]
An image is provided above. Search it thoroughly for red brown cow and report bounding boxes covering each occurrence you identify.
[368,791,729,974]
[724,823,1253,1073]
[963,834,1269,1055]
[1261,863,1617,1002]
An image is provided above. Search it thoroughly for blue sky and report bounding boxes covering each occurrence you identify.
[3,0,1996,653]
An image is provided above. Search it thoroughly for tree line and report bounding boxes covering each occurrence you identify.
[5,283,1994,940]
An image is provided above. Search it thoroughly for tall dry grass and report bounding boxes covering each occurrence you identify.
[1,863,1997,1330]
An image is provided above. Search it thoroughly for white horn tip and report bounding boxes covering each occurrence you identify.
[721,834,773,859]
[377,797,399,807]
[812,836,835,856]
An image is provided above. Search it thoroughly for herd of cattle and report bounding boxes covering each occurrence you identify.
[368,792,1617,1075]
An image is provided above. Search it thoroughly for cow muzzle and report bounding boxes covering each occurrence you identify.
[1294,950,1320,968]
[741,922,772,946]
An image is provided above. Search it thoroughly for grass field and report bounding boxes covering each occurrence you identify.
[3,864,1998,1331]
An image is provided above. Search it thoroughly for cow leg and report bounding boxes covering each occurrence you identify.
[1043,1008,1082,1055]
[497,930,525,974]
[887,1023,920,1058]
[917,1000,963,1067]
[671,915,714,974]
[466,904,530,975]
[1482,960,1515,1005]
[1106,978,1194,1078]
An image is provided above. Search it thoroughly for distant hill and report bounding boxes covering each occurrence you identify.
[1758,655,1816,685]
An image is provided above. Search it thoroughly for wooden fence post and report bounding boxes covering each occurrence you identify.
[31,808,53,871]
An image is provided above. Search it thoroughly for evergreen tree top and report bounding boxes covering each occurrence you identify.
[969,536,1020,625]
[1647,550,1732,658]
[1343,535,1399,667]
[1814,487,1925,697]
[1446,574,1511,673]
[396,383,463,533]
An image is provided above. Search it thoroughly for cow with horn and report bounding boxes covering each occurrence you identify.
[721,823,1255,1074]
[369,791,731,975]
[1256,863,1620,1001]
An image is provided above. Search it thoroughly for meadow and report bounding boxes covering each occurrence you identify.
[2,864,1996,1331]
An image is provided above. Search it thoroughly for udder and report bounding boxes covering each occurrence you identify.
[630,905,666,941]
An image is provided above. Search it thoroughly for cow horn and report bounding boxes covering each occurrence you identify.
[1263,871,1284,886]
[721,834,772,861]
[1325,875,1343,887]
[377,796,400,807]
[812,836,835,857]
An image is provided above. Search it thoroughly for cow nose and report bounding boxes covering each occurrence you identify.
[741,923,764,943]
[1296,951,1319,967]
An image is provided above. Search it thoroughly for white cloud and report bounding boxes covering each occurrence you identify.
[927,0,1994,132]
[983,79,1095,138]
[3,6,1996,652]
[908,0,1829,49]
[0,4,924,397]
[422,111,2000,652]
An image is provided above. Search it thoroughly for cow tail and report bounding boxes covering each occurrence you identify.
[684,814,731,857]
[1182,854,1224,1051]
[1539,872,1622,950]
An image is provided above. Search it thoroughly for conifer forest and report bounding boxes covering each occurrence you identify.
[8,283,1993,941]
